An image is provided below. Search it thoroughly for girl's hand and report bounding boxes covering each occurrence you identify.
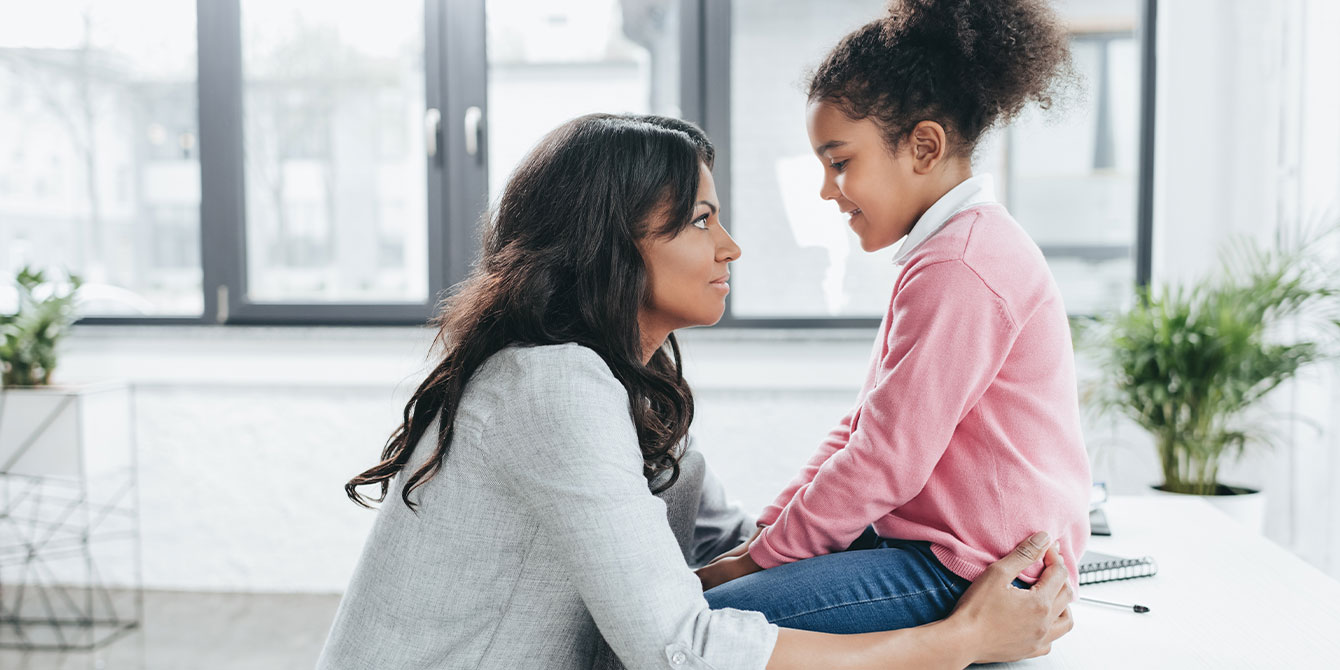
[947,532,1074,664]
[695,551,764,591]
[704,525,765,567]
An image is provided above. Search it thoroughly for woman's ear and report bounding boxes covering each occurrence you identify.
[908,120,947,174]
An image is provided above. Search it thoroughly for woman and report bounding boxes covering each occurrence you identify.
[317,113,1072,669]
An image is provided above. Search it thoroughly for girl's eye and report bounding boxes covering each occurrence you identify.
[829,159,848,172]
[691,214,710,230]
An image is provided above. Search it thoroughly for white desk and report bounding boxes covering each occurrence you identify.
[985,496,1340,669]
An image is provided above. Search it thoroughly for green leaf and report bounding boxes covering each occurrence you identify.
[0,265,81,387]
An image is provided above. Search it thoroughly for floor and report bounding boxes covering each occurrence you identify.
[0,590,340,670]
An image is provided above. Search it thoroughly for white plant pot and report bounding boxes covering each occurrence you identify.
[1150,484,1267,534]
[0,380,141,650]
[0,381,132,478]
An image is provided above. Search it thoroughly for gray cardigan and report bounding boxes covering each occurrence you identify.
[317,344,778,669]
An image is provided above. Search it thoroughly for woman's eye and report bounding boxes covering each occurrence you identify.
[829,159,848,172]
[691,215,710,230]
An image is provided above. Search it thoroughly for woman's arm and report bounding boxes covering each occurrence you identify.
[766,532,1073,670]
[689,449,759,568]
[487,346,780,669]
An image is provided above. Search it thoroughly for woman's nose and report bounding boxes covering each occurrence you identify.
[716,224,741,262]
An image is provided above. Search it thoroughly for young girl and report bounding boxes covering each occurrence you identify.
[697,0,1092,633]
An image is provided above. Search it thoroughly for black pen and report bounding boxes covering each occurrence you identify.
[1079,596,1150,613]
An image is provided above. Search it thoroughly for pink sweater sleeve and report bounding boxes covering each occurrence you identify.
[749,259,1019,569]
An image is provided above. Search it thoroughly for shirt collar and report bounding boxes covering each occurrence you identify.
[893,173,997,266]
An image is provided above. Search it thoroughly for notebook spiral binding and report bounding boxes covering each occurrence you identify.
[1078,555,1158,585]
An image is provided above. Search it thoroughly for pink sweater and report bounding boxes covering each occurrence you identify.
[750,203,1090,587]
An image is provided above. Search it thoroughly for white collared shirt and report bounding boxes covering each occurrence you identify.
[893,173,998,266]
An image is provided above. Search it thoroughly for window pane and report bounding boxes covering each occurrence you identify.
[0,0,201,316]
[1007,0,1145,315]
[241,0,427,304]
[730,0,896,318]
[486,0,681,201]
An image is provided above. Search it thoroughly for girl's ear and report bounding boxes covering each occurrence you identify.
[908,120,948,174]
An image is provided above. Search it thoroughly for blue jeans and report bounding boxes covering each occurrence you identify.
[703,527,972,634]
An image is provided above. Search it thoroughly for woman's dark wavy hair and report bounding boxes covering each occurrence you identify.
[809,0,1076,156]
[346,113,714,509]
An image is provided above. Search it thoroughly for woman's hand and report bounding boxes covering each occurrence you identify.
[704,525,765,567]
[695,550,764,591]
[946,531,1074,665]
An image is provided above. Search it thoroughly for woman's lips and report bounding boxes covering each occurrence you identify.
[710,274,730,293]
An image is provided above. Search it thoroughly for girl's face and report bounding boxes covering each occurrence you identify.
[805,100,929,252]
[638,163,740,334]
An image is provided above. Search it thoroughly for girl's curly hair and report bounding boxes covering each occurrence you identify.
[809,0,1077,156]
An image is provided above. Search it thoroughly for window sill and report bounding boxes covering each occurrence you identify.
[56,325,878,391]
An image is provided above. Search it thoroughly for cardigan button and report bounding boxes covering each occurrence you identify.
[670,651,687,665]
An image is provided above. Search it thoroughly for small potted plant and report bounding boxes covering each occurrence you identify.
[1088,228,1340,529]
[1,266,99,476]
[0,267,142,648]
[1,266,83,387]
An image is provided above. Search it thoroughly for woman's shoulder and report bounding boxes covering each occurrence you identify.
[465,343,642,476]
[476,342,616,389]
[467,343,629,422]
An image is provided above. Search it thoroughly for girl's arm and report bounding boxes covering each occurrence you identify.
[750,258,1019,570]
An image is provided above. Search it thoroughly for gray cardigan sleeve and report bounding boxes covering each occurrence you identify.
[689,455,757,569]
[484,345,778,670]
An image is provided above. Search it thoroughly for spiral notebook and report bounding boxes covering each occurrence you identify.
[1078,551,1159,585]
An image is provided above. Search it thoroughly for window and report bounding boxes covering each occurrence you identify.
[485,0,682,200]
[1004,0,1148,315]
[2,0,1152,326]
[239,0,428,304]
[0,1,202,316]
[725,0,899,320]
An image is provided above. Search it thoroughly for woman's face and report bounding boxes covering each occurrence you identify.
[638,163,740,335]
[805,100,925,252]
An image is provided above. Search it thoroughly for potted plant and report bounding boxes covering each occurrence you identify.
[1088,229,1340,529]
[0,267,141,649]
[0,265,95,477]
[0,266,83,387]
